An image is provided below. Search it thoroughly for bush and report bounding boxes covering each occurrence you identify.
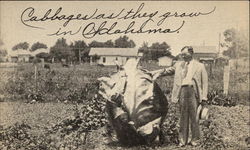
[2,64,114,103]
[0,93,107,149]
[1,62,248,107]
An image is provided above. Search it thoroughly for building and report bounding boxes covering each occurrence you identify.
[8,55,18,62]
[8,49,32,62]
[89,48,142,66]
[7,48,50,63]
[0,55,7,62]
[192,46,218,63]
[18,54,32,62]
[158,55,176,66]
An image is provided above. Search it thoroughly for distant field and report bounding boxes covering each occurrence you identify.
[0,62,249,104]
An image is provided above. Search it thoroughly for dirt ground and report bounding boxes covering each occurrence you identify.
[0,102,249,150]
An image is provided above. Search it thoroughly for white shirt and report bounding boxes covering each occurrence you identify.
[182,59,195,85]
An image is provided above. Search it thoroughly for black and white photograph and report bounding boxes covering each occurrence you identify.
[0,1,249,149]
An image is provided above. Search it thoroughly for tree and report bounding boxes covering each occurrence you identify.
[30,42,48,51]
[139,42,171,60]
[0,49,7,62]
[89,40,115,48]
[150,42,170,50]
[103,40,114,47]
[0,39,7,57]
[139,42,150,61]
[114,36,136,48]
[0,39,7,62]
[70,40,88,62]
[92,54,100,62]
[222,28,249,58]
[89,41,105,48]
[50,38,73,62]
[150,42,171,60]
[36,52,50,59]
[12,42,29,50]
[0,49,7,57]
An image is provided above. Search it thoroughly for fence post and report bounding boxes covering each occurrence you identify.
[223,64,230,96]
[34,65,37,93]
[209,62,213,77]
[13,62,16,82]
[41,58,44,68]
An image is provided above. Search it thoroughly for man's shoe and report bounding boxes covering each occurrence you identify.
[178,138,185,147]
[178,142,185,147]
[190,141,198,146]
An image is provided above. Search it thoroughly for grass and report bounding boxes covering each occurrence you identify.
[0,102,78,130]
[0,101,249,150]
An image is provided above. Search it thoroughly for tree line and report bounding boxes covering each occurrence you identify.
[0,39,7,62]
[49,36,137,63]
[8,35,172,63]
[139,42,172,61]
[220,28,249,59]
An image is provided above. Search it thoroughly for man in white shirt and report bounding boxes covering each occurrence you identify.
[152,46,208,146]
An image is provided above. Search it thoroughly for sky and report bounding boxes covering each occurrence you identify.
[0,1,249,56]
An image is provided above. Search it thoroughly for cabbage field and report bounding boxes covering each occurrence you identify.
[0,62,249,150]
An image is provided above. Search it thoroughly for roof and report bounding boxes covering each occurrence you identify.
[199,58,215,61]
[8,48,49,57]
[158,55,175,60]
[192,46,217,54]
[8,49,32,57]
[89,48,140,57]
[31,48,50,56]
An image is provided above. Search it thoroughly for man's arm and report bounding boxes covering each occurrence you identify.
[162,66,176,76]
[151,65,176,80]
[201,64,208,101]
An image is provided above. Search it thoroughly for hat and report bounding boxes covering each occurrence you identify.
[197,105,209,120]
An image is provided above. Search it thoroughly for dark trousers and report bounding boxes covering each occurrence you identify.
[179,85,200,144]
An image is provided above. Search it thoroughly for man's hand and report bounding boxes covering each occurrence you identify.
[151,69,165,80]
[200,100,207,106]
